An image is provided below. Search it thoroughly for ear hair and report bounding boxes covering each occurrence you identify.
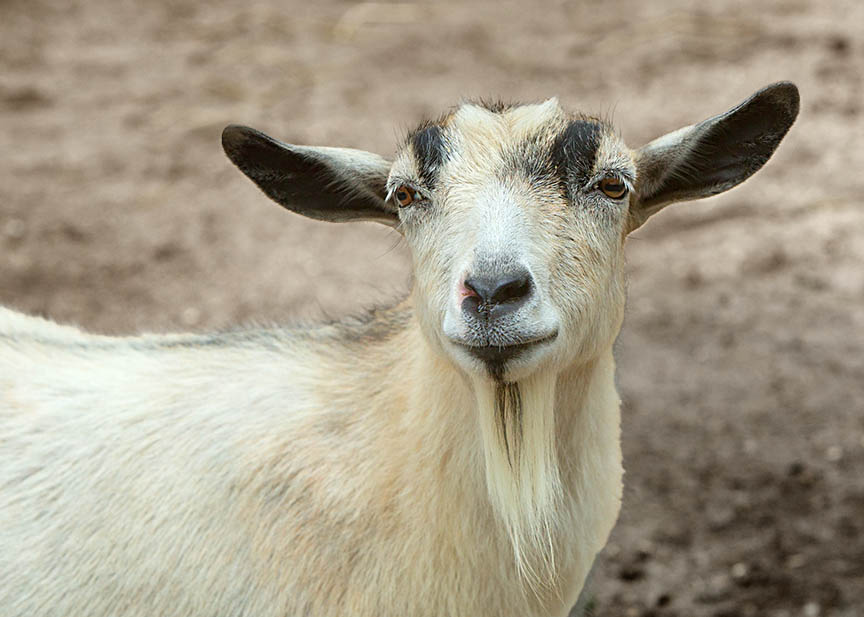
[222,125,398,226]
[630,81,800,230]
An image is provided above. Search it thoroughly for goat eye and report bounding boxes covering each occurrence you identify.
[394,185,416,207]
[598,177,628,199]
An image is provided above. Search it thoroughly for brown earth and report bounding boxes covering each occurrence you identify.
[1,0,862,615]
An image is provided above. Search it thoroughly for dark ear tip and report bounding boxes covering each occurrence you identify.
[755,81,801,122]
[221,124,256,160]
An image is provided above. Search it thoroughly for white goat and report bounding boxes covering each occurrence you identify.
[0,83,799,617]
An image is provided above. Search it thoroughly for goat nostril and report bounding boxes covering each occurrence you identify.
[461,270,533,315]
[491,274,532,305]
[462,279,481,299]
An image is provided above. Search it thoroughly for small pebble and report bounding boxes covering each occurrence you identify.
[803,601,821,617]
[787,461,805,477]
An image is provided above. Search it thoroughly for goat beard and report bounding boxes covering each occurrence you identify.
[473,370,562,595]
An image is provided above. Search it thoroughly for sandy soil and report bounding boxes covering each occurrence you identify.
[1,0,862,615]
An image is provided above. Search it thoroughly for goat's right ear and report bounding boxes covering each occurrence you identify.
[222,125,398,226]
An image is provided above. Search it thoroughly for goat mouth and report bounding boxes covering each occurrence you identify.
[452,331,558,366]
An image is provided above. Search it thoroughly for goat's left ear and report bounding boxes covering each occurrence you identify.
[630,82,799,231]
[222,125,398,226]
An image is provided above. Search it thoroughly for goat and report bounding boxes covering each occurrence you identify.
[0,82,799,617]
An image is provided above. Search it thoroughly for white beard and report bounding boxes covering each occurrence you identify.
[473,370,562,593]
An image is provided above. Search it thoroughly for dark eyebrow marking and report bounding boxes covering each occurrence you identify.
[551,119,603,195]
[470,98,519,114]
[409,123,447,188]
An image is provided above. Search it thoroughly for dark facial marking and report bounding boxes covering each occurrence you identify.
[495,381,523,468]
[551,119,603,197]
[472,98,518,114]
[409,123,447,188]
[504,129,562,188]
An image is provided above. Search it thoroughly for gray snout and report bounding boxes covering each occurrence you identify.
[462,268,534,320]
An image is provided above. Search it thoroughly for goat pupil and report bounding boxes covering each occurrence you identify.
[396,189,411,205]
[600,179,626,198]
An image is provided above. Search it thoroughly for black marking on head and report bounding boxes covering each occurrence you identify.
[495,381,523,467]
[409,122,447,188]
[503,128,563,190]
[551,119,603,197]
[471,98,519,114]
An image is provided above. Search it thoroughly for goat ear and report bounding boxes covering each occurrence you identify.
[222,125,398,226]
[629,82,799,230]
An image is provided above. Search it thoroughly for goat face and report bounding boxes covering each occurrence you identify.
[222,82,799,381]
[387,100,632,380]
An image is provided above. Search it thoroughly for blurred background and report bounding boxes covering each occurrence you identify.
[1,0,862,615]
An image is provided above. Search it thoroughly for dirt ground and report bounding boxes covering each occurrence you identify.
[1,0,862,615]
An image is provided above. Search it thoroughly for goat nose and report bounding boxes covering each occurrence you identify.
[462,269,534,318]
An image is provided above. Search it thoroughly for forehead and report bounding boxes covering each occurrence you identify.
[393,99,627,191]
